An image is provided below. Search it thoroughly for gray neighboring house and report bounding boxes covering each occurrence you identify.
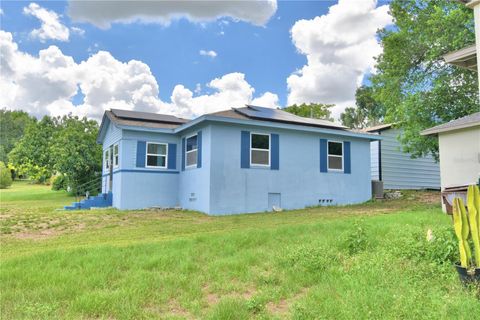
[365,124,441,190]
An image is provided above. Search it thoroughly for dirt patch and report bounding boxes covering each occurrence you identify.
[415,191,440,205]
[266,288,308,316]
[202,284,256,306]
[144,299,194,319]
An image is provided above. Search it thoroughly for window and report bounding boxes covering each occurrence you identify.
[328,141,343,171]
[104,149,110,170]
[146,142,167,168]
[251,133,270,166]
[113,144,119,167]
[186,134,198,167]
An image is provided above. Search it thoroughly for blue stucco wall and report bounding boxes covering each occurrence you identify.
[178,125,211,213]
[208,123,372,215]
[100,120,373,214]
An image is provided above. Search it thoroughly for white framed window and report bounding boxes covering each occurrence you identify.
[104,149,110,170]
[250,133,270,166]
[113,144,119,167]
[146,142,167,168]
[327,141,343,171]
[185,134,198,168]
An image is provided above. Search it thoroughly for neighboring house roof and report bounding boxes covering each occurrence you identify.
[421,112,480,136]
[443,44,477,72]
[363,123,396,133]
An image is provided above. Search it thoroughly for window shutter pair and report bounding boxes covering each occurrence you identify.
[240,131,279,170]
[319,139,351,174]
[136,141,177,169]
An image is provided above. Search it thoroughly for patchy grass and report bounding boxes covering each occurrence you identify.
[1,182,479,319]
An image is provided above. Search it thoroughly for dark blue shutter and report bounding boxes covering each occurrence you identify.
[344,141,351,174]
[271,134,279,170]
[320,139,327,172]
[167,143,177,170]
[241,131,250,168]
[136,141,146,168]
[181,138,185,171]
[197,131,202,168]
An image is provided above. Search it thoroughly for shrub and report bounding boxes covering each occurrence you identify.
[51,174,67,191]
[0,161,13,188]
[345,221,368,255]
[403,227,458,266]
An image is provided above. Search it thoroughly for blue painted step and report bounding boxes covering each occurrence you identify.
[64,192,112,210]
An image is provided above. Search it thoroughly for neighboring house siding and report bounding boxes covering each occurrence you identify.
[379,128,440,189]
[370,140,380,181]
[208,123,372,215]
[438,127,480,189]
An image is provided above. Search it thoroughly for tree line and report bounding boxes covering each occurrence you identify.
[0,109,101,191]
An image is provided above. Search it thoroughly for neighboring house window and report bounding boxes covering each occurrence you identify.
[186,134,198,167]
[146,142,167,168]
[104,149,110,170]
[251,133,270,166]
[113,144,119,167]
[328,141,343,171]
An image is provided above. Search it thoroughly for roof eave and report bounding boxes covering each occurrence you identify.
[421,122,480,136]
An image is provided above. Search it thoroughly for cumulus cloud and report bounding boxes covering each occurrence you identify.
[199,49,217,58]
[0,31,278,121]
[68,0,277,28]
[287,0,392,118]
[23,2,70,42]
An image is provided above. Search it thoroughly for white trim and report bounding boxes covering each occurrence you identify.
[113,143,119,168]
[145,141,168,169]
[250,132,271,167]
[185,133,198,168]
[327,140,344,172]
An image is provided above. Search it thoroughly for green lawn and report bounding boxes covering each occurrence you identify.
[1,181,479,319]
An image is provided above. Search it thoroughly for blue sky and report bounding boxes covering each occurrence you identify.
[0,1,392,120]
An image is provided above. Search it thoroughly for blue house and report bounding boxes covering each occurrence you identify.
[97,106,380,215]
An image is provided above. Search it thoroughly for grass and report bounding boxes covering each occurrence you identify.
[1,181,479,319]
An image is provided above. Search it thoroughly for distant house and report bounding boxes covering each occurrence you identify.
[364,124,440,190]
[96,106,380,215]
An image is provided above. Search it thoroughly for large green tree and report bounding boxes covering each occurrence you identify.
[0,109,34,163]
[51,116,102,190]
[340,86,385,129]
[283,103,334,121]
[8,116,57,182]
[371,0,478,159]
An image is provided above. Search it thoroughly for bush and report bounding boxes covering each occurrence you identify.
[345,221,368,255]
[0,161,12,188]
[403,227,458,266]
[51,174,67,191]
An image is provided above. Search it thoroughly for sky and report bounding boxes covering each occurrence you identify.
[0,0,393,121]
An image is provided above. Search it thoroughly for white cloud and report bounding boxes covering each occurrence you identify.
[23,2,70,42]
[68,0,277,28]
[287,0,392,118]
[71,26,85,36]
[199,49,217,58]
[0,31,278,121]
[170,72,279,117]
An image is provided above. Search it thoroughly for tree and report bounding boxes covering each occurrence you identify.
[0,109,34,163]
[283,103,334,121]
[8,116,57,182]
[371,0,478,159]
[51,115,102,191]
[0,161,12,188]
[340,86,385,129]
